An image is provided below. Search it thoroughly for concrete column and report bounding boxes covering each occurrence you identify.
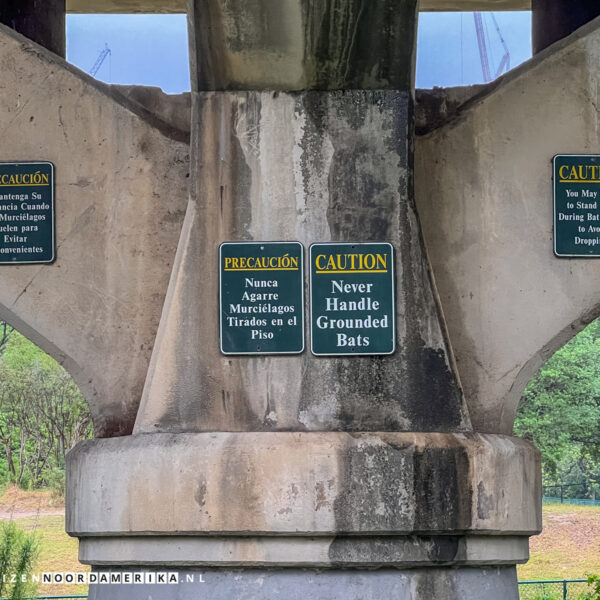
[139,0,470,436]
[66,1,541,598]
[532,0,600,54]
[0,0,65,57]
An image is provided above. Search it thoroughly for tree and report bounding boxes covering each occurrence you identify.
[0,322,93,489]
[515,318,600,490]
[0,322,12,357]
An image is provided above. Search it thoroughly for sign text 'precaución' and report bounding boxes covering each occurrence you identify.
[219,242,304,354]
[0,162,54,264]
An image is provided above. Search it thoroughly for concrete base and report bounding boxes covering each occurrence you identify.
[79,535,530,568]
[87,567,519,600]
[67,432,541,538]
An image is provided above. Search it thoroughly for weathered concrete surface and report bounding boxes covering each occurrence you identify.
[65,0,531,13]
[415,85,489,135]
[79,535,530,567]
[189,0,418,91]
[107,85,191,141]
[135,90,470,434]
[0,0,65,57]
[67,432,541,537]
[67,0,187,11]
[414,16,600,434]
[532,0,600,54]
[0,24,189,436]
[86,567,519,600]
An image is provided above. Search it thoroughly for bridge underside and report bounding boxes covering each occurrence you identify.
[65,0,530,13]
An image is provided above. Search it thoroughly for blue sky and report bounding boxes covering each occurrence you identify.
[66,12,532,93]
[417,11,532,87]
[67,14,191,93]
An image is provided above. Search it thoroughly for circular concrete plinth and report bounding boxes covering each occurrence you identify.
[67,431,540,544]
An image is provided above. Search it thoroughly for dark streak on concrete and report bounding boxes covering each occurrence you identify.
[328,535,462,566]
[228,95,256,240]
[477,481,495,520]
[412,445,472,532]
[195,476,207,507]
[414,569,458,599]
[94,414,134,438]
[403,345,466,431]
[333,443,412,532]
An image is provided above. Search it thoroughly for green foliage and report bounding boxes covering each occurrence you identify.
[578,574,600,600]
[0,323,93,490]
[46,468,66,503]
[0,521,39,600]
[515,319,600,491]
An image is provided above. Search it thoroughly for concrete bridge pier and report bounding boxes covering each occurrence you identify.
[532,0,600,54]
[66,1,541,598]
[0,0,65,57]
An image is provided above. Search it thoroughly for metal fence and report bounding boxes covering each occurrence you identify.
[519,579,591,599]
[544,495,600,507]
[543,483,600,505]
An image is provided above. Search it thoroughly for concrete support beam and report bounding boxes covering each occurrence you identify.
[64,0,531,14]
[0,0,65,57]
[0,23,189,437]
[188,0,417,91]
[532,0,600,54]
[67,0,185,11]
[414,15,600,432]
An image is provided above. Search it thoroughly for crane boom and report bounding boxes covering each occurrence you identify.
[474,12,492,83]
[490,12,511,77]
[89,44,111,77]
[473,12,510,83]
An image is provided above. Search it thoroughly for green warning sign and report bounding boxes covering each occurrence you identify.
[310,242,395,356]
[0,162,55,264]
[554,155,600,257]
[219,242,304,355]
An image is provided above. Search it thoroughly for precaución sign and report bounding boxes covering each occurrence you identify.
[0,162,55,264]
[219,241,305,354]
[310,242,395,356]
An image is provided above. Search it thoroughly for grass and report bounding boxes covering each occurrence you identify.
[518,502,600,582]
[0,485,87,597]
[0,485,63,514]
[15,515,89,597]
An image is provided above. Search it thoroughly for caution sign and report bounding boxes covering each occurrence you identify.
[554,155,600,257]
[0,162,55,264]
[310,242,395,356]
[219,242,304,354]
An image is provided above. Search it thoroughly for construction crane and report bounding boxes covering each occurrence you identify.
[89,44,111,77]
[473,12,510,83]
